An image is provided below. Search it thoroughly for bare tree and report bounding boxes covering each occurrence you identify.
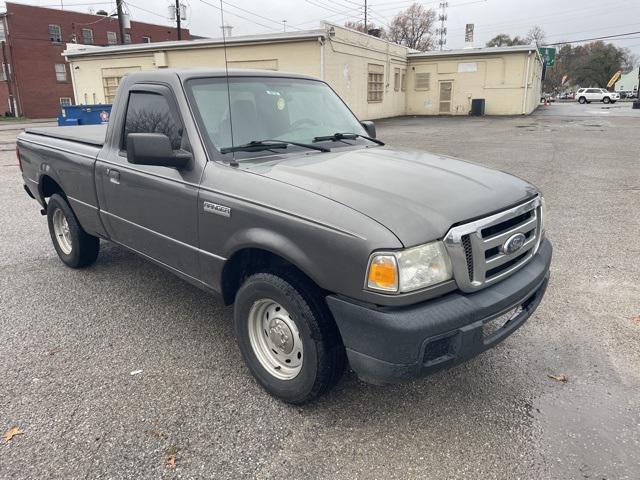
[526,25,546,46]
[344,21,385,37]
[387,3,436,51]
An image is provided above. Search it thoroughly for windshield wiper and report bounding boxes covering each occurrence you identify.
[313,132,385,145]
[220,139,330,154]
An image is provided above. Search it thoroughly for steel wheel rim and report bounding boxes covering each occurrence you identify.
[247,299,303,380]
[52,208,72,255]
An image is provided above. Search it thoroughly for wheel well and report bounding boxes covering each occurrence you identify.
[221,248,320,305]
[40,175,64,200]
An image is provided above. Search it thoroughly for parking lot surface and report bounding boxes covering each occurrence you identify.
[1,107,639,479]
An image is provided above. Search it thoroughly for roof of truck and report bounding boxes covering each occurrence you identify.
[123,68,320,82]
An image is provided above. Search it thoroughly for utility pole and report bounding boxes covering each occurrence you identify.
[116,0,125,45]
[176,0,182,40]
[282,20,287,32]
[364,0,367,32]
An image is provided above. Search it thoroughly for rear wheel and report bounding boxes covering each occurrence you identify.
[234,272,345,404]
[47,194,100,268]
[578,97,586,104]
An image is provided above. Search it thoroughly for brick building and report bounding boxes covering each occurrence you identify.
[0,2,189,118]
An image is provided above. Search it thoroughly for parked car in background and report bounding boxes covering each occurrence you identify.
[577,88,619,104]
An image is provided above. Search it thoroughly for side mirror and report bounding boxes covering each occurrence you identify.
[126,133,191,168]
[361,120,376,139]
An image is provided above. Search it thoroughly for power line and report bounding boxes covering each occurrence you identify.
[546,31,640,46]
[198,0,281,31]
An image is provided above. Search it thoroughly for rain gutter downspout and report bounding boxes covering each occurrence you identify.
[522,50,532,114]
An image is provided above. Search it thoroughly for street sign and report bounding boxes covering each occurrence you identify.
[539,47,556,67]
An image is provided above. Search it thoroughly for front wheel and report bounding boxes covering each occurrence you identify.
[578,97,586,104]
[47,194,100,268]
[234,272,345,404]
[603,97,611,104]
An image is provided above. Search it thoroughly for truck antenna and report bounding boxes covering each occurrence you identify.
[220,0,238,167]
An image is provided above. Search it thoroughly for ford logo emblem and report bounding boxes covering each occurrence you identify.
[502,233,526,254]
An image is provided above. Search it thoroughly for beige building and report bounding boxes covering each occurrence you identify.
[64,23,542,119]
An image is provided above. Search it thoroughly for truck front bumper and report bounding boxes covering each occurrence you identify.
[326,238,552,384]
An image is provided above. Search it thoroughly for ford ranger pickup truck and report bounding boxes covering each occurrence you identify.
[18,69,552,403]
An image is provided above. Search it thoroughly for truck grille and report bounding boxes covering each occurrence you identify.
[443,197,543,292]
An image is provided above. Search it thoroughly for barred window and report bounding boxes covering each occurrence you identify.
[367,64,384,103]
[394,68,400,92]
[401,69,406,91]
[415,72,431,91]
[107,31,117,45]
[124,33,132,44]
[60,97,72,107]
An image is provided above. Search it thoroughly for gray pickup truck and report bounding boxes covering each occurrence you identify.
[18,69,551,403]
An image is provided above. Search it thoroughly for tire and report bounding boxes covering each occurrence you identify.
[233,271,346,404]
[603,97,611,104]
[578,97,586,104]
[47,193,100,268]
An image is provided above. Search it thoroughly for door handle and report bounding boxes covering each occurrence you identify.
[107,168,120,184]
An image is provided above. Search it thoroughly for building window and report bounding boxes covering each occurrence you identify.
[82,28,94,44]
[141,36,151,43]
[48,24,62,43]
[0,22,5,42]
[401,69,406,91]
[124,33,132,44]
[103,76,122,103]
[367,64,384,103]
[394,68,400,92]
[107,31,117,45]
[415,72,431,91]
[60,97,72,107]
[0,64,6,81]
[55,63,67,82]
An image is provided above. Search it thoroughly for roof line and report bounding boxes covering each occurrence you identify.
[64,29,326,58]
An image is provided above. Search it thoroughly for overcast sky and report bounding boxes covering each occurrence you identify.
[6,0,640,59]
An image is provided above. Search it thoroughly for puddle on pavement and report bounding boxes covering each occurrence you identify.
[535,380,640,479]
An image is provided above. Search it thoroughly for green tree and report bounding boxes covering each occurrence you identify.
[543,42,637,91]
[485,33,528,47]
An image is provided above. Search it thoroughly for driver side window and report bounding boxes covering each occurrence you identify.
[123,92,183,150]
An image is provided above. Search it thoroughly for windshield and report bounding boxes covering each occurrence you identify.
[186,76,367,156]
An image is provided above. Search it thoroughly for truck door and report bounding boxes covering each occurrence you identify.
[95,85,204,280]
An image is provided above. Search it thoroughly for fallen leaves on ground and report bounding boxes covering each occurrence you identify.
[167,446,178,469]
[3,427,23,442]
[547,373,569,383]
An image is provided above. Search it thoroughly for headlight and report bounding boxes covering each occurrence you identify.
[367,241,452,293]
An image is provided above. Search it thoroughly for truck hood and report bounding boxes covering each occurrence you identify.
[246,146,538,246]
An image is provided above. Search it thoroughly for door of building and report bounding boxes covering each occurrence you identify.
[439,81,453,113]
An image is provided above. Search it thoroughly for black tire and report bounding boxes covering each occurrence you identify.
[47,193,100,268]
[578,97,586,104]
[233,271,346,404]
[603,97,611,104]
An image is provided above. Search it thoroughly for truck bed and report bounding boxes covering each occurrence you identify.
[24,124,107,147]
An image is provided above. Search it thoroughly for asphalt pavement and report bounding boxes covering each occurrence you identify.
[1,107,639,479]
